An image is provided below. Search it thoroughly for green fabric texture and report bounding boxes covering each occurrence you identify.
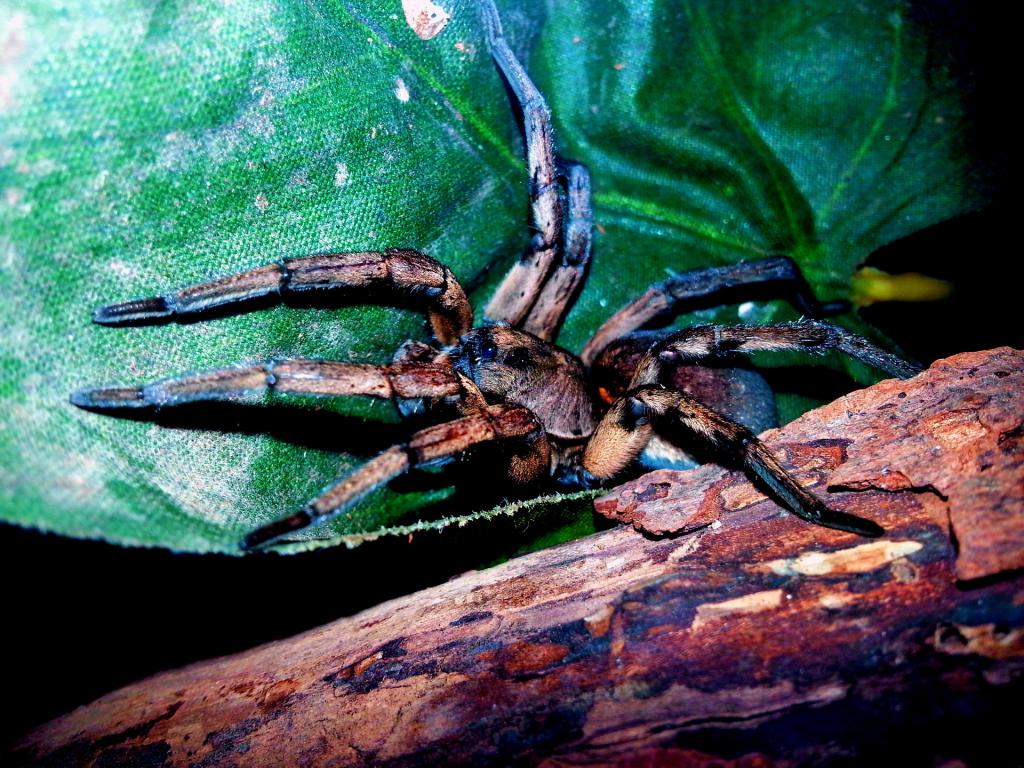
[0,0,982,553]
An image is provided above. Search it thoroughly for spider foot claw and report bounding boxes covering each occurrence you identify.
[93,295,173,325]
[811,505,884,538]
[70,386,146,410]
[239,508,316,551]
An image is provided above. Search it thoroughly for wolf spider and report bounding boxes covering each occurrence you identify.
[72,1,917,551]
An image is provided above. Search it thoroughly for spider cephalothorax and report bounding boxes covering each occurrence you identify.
[453,326,595,442]
[71,1,917,551]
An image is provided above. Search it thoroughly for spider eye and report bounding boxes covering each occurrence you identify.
[480,343,498,360]
[503,347,531,368]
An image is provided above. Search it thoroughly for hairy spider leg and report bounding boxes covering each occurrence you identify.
[580,256,847,366]
[480,0,566,327]
[71,360,461,410]
[583,387,883,538]
[91,248,472,346]
[629,320,921,385]
[388,339,454,420]
[522,162,594,341]
[241,402,549,550]
[582,322,919,536]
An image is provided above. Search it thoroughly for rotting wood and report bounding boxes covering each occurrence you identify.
[12,348,1024,767]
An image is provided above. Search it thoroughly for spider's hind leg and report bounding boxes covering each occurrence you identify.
[581,319,920,535]
[630,320,921,385]
[591,331,780,466]
[582,386,883,538]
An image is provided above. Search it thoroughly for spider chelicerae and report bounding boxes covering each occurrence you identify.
[71,1,918,551]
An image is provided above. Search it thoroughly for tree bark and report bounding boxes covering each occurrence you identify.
[13,348,1024,767]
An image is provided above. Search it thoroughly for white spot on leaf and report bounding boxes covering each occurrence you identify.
[108,259,137,279]
[402,0,450,40]
[334,162,349,187]
[393,77,410,103]
[0,237,16,269]
[0,12,27,110]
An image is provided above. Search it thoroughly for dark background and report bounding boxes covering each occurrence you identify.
[3,0,1017,752]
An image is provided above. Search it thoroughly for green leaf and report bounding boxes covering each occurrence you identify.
[0,0,984,553]
[531,0,981,423]
[537,0,979,346]
[0,0,527,552]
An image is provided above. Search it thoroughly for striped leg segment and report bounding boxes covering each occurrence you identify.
[70,360,461,410]
[240,403,549,550]
[583,386,883,537]
[628,320,920,387]
[93,248,472,345]
[581,256,843,366]
[522,162,594,341]
[480,0,564,327]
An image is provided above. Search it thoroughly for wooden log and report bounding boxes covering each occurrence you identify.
[12,348,1024,767]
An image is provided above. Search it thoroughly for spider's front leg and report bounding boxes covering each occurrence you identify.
[71,359,461,410]
[93,248,472,345]
[242,395,551,551]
